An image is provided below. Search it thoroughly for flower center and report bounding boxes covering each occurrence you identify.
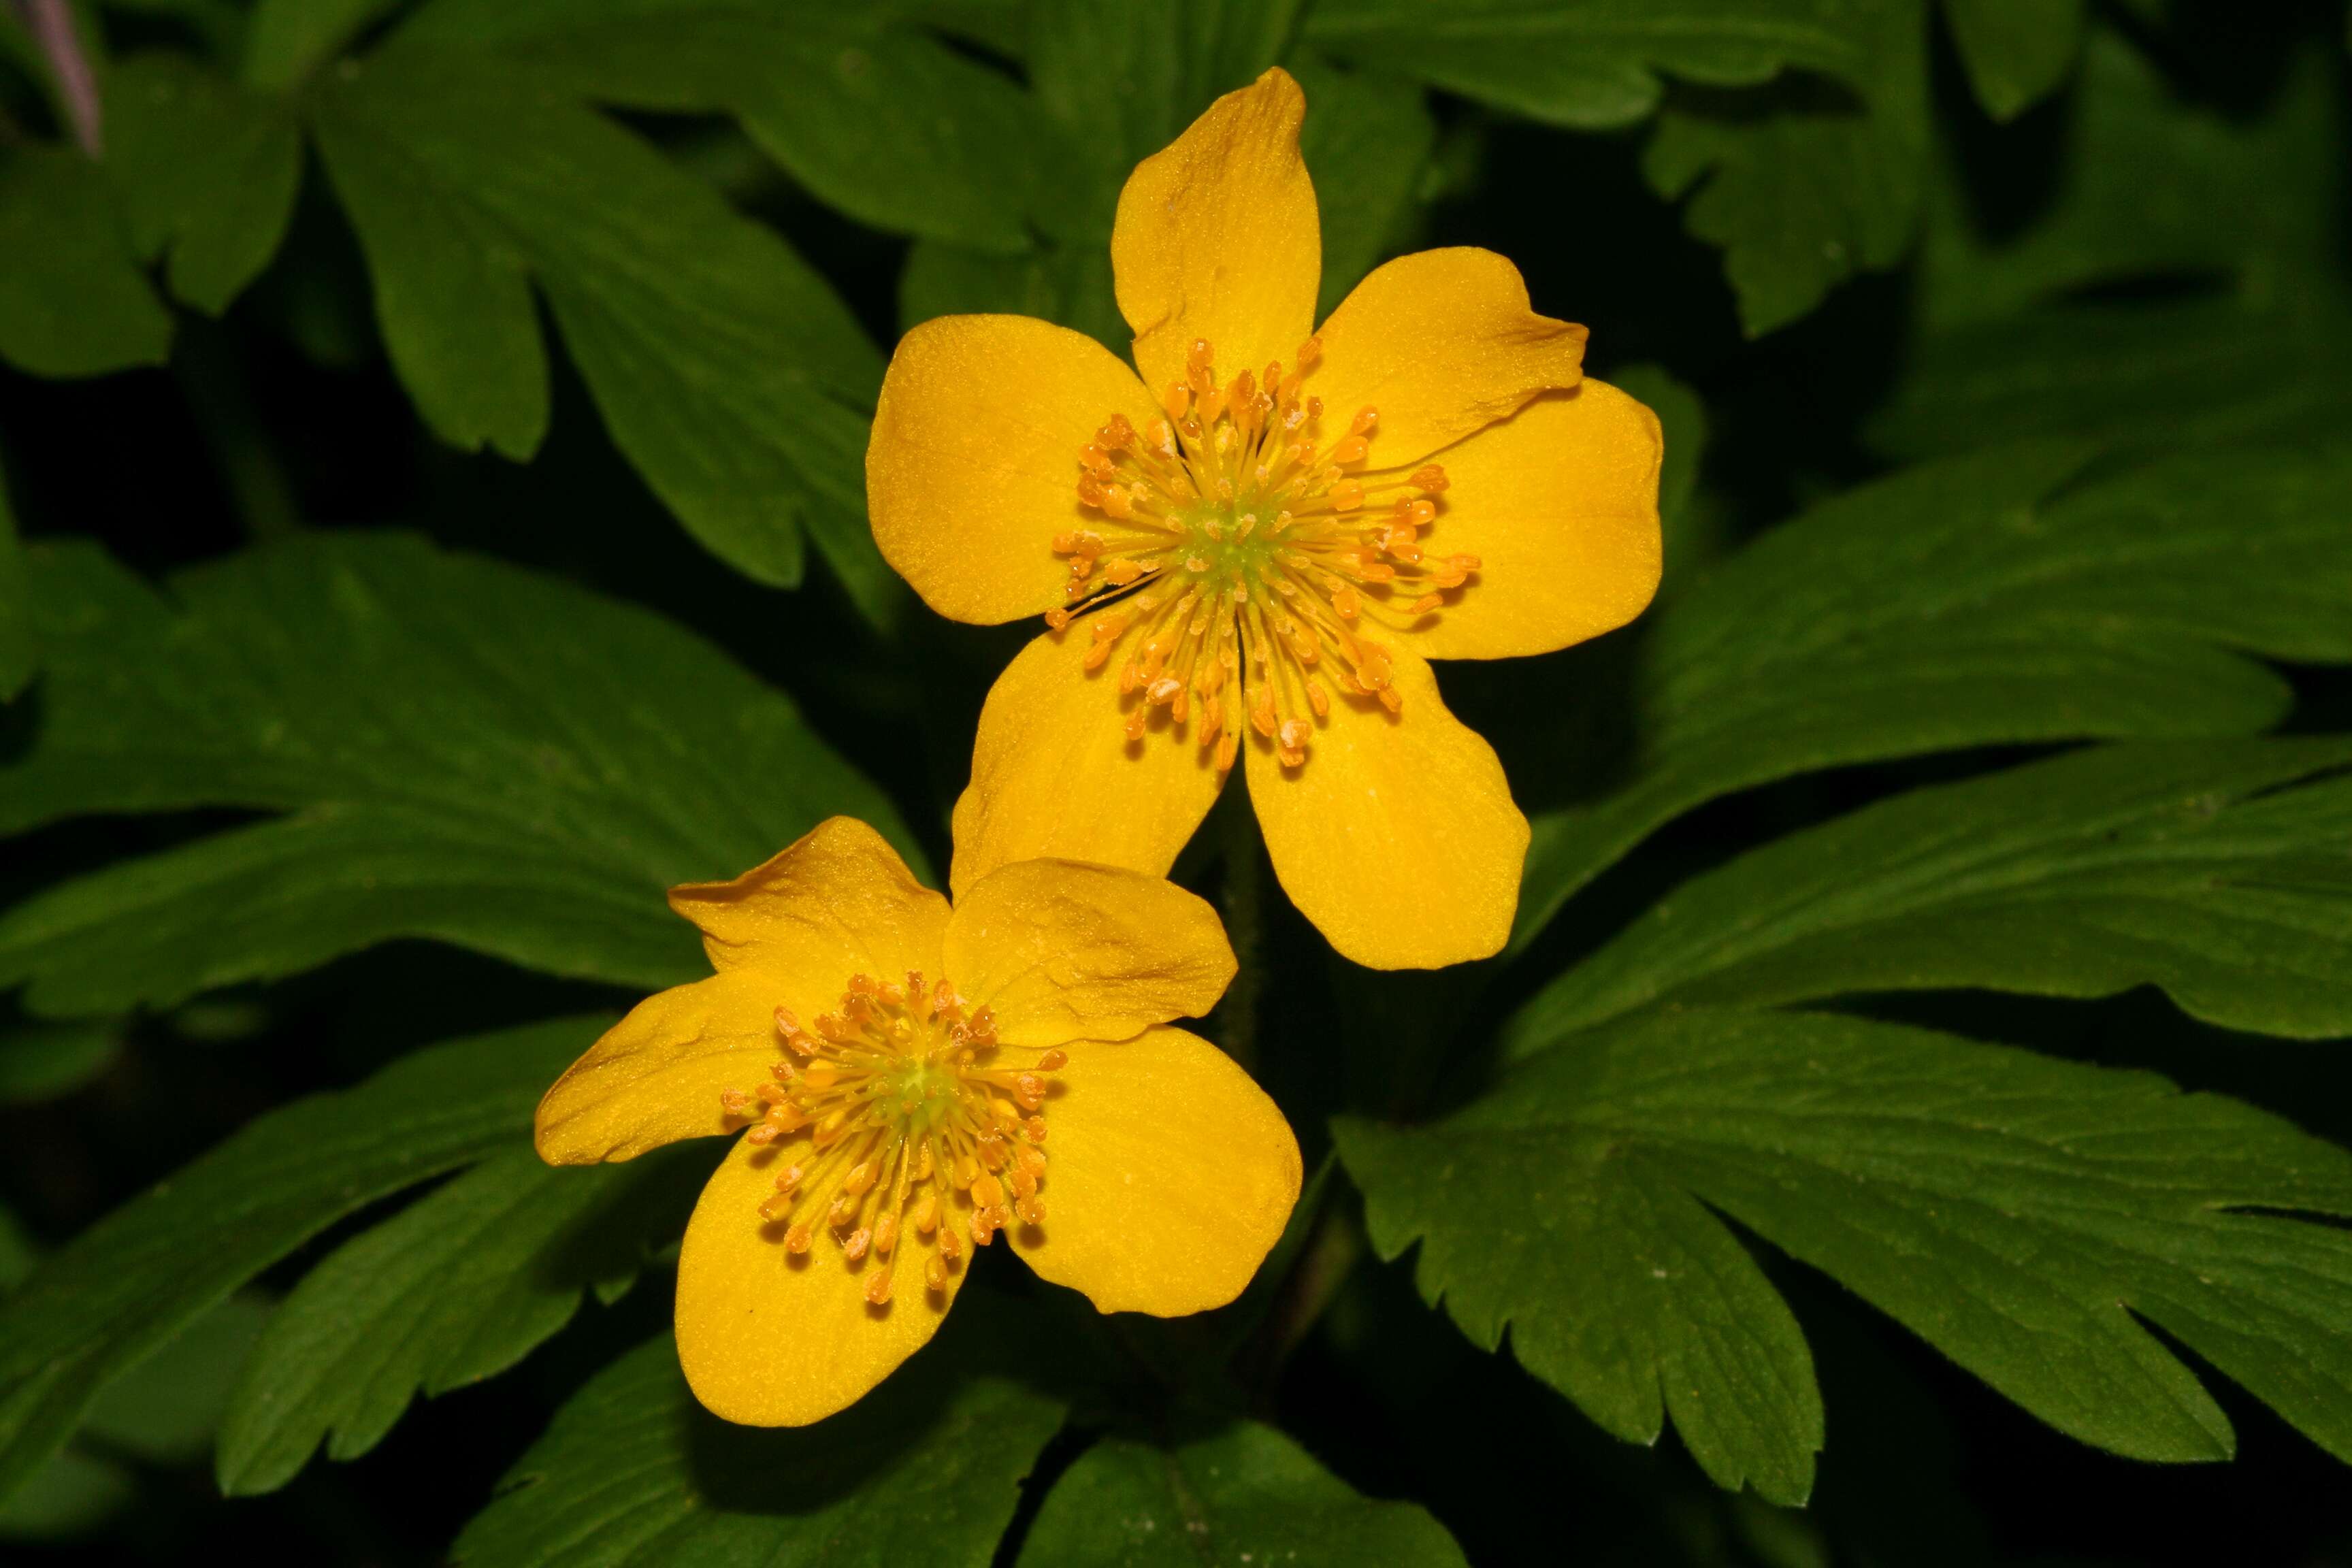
[718,972,1058,1308]
[1048,337,1475,770]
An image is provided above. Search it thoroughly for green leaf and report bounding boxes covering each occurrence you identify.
[0,1448,131,1541]
[1642,0,1927,336]
[217,1144,710,1496]
[0,534,918,1016]
[243,0,404,88]
[0,1020,120,1103]
[1511,441,2352,952]
[0,1015,600,1505]
[1292,53,1437,316]
[0,463,29,699]
[900,232,1128,350]
[1030,0,1303,184]
[1019,1421,1469,1567]
[1339,1007,2352,1499]
[1869,294,2352,459]
[311,44,887,602]
[0,146,171,378]
[80,1294,276,1465]
[1940,0,2083,121]
[1515,740,2352,1055]
[402,0,1049,254]
[104,54,301,314]
[1916,31,2342,329]
[450,1334,1064,1568]
[1303,0,1873,130]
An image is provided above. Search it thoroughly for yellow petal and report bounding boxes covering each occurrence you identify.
[868,314,1161,625]
[949,627,1227,896]
[674,1134,962,1426]
[1113,67,1320,401]
[1399,380,1663,662]
[1245,647,1526,969]
[1309,248,1586,472]
[669,817,949,987]
[535,972,782,1164]
[943,860,1236,1047]
[1011,1026,1299,1316]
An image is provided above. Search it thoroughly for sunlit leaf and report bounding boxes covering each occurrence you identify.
[1940,0,2084,121]
[1643,0,1927,336]
[1303,0,1873,129]
[104,54,301,314]
[0,146,170,378]
[312,44,886,603]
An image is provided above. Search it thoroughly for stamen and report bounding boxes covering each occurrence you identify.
[1053,338,1473,770]
[720,970,1062,1313]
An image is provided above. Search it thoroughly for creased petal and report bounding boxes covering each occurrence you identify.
[1245,647,1526,969]
[535,973,782,1164]
[1397,380,1663,662]
[1011,1026,1298,1316]
[949,627,1227,896]
[674,1134,962,1426]
[1309,248,1586,472]
[669,817,949,987]
[869,314,1161,625]
[1113,67,1320,400]
[943,860,1235,1047]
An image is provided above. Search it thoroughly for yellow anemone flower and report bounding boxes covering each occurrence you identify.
[868,67,1663,970]
[534,817,1301,1426]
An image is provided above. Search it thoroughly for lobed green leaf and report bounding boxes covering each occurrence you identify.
[0,1016,603,1505]
[218,1143,713,1496]
[0,534,919,1015]
[1339,1007,2352,1501]
[451,1333,1064,1568]
[1516,739,2352,1054]
[311,44,890,607]
[1511,441,2352,952]
[1019,1420,1469,1567]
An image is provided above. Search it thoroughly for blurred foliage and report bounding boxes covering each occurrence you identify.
[0,1,2349,1565]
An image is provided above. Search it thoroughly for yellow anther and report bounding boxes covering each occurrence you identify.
[1036,1049,1068,1071]
[843,1227,872,1263]
[785,1222,813,1254]
[938,1225,964,1262]
[1016,1196,1046,1227]
[971,1171,1005,1208]
[864,1269,894,1306]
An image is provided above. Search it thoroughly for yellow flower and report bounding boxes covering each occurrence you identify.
[868,67,1663,970]
[534,817,1300,1426]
